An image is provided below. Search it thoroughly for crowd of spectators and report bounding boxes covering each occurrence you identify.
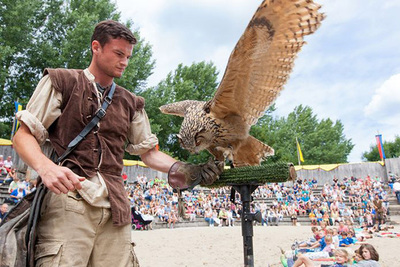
[282,217,387,266]
[125,176,241,229]
[125,172,394,230]
[0,155,38,205]
[1,158,396,232]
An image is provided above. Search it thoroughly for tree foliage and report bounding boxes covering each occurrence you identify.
[362,135,400,161]
[0,0,154,138]
[251,105,354,164]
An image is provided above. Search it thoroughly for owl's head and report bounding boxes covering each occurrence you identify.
[159,100,212,154]
[177,102,212,154]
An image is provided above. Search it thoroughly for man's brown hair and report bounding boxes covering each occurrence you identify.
[91,20,137,52]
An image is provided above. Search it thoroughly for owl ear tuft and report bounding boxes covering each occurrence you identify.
[159,100,205,117]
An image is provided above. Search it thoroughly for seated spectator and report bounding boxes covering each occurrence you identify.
[311,177,318,189]
[298,227,321,248]
[8,174,22,194]
[339,231,355,247]
[393,179,400,204]
[218,207,228,226]
[140,209,154,230]
[3,156,13,174]
[293,248,350,267]
[204,207,214,227]
[9,184,27,204]
[186,202,196,221]
[337,221,349,235]
[28,178,38,193]
[322,211,330,226]
[291,211,298,226]
[353,244,380,266]
[267,208,278,226]
[212,209,221,227]
[276,208,284,223]
[297,235,335,261]
[0,155,5,176]
[261,208,268,226]
[3,168,17,185]
[167,210,178,229]
[0,203,9,223]
[157,204,166,222]
[227,206,235,227]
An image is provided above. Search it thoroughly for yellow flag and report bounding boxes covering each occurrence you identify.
[296,139,304,162]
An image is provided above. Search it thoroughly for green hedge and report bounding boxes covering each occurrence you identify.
[207,162,296,188]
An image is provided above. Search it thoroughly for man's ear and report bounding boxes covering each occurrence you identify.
[92,40,101,54]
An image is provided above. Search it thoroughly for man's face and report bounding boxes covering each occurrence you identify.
[93,37,134,79]
[1,204,8,213]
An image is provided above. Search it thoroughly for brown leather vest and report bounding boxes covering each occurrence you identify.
[45,68,144,226]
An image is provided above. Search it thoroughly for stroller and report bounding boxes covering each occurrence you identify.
[131,206,153,230]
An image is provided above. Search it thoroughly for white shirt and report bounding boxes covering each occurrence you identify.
[393,182,400,192]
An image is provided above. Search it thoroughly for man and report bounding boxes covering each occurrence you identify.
[9,184,27,204]
[13,20,223,266]
[218,207,228,226]
[0,204,8,223]
[0,155,4,175]
[3,156,13,173]
[393,179,400,204]
[372,194,384,226]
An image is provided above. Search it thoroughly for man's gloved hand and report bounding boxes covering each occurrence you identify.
[168,158,224,190]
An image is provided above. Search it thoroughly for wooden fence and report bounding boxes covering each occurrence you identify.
[295,158,400,184]
[2,141,399,184]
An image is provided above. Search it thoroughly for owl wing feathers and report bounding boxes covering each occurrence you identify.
[209,0,325,126]
[159,100,205,117]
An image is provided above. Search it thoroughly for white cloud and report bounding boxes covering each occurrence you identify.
[364,74,400,124]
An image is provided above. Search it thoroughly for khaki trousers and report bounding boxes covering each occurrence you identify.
[35,191,139,267]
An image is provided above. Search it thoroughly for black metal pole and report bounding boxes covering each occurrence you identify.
[233,184,259,267]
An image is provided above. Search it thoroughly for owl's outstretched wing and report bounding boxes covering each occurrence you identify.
[160,100,204,117]
[209,0,325,125]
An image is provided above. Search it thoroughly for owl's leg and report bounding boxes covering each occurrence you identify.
[222,145,234,162]
[207,147,225,162]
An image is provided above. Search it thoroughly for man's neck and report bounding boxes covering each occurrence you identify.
[87,65,113,87]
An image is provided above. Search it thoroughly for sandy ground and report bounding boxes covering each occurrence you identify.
[131,221,400,267]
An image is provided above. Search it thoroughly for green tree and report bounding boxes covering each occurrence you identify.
[252,105,354,164]
[0,0,154,138]
[0,0,43,137]
[137,61,219,163]
[362,135,400,161]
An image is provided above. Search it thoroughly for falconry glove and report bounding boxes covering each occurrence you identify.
[168,158,224,190]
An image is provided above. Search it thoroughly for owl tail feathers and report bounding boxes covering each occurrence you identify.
[232,136,274,167]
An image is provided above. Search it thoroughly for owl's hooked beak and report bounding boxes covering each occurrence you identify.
[176,134,201,154]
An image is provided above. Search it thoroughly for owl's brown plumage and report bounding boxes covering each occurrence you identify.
[160,0,325,167]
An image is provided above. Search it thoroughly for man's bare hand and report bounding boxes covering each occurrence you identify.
[38,163,86,194]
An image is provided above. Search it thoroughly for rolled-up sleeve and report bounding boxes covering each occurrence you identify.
[125,109,158,155]
[15,75,62,145]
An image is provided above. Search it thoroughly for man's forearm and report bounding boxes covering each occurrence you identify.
[140,147,177,173]
[13,122,55,173]
[13,122,84,194]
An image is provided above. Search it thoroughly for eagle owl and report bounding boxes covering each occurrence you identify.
[160,0,325,167]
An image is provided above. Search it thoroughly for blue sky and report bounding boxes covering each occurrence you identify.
[115,0,400,163]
